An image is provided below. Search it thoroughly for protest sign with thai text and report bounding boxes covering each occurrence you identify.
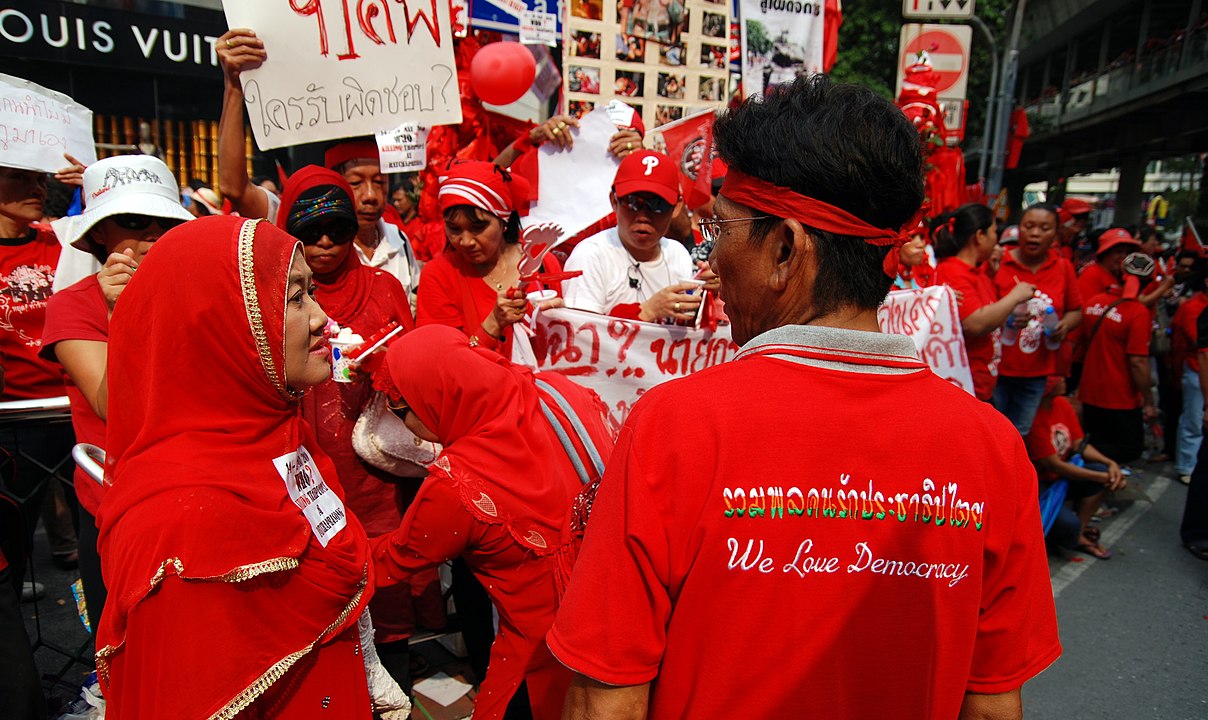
[0,73,96,173]
[516,287,971,426]
[222,0,462,150]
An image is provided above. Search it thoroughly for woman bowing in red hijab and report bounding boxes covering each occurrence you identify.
[97,216,385,718]
[276,166,438,690]
[371,325,615,720]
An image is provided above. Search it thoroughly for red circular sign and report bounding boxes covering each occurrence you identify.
[902,30,966,94]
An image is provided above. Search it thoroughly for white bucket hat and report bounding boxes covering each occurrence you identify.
[61,155,195,253]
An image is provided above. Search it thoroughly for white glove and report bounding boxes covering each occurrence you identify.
[357,609,412,719]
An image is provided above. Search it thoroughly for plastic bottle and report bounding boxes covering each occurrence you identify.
[1042,306,1062,350]
[1002,303,1025,346]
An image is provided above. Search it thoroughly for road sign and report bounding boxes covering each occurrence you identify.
[902,0,975,21]
[895,23,974,101]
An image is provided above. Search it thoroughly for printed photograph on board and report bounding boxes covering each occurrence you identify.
[700,43,727,69]
[655,104,684,126]
[657,72,686,99]
[616,33,647,62]
[702,11,726,39]
[659,43,685,66]
[568,100,597,118]
[698,75,726,101]
[572,31,602,59]
[573,0,604,20]
[569,65,602,94]
[741,5,826,97]
[628,0,689,46]
[615,70,646,97]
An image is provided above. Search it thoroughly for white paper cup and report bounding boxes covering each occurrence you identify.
[526,289,558,303]
[330,339,362,383]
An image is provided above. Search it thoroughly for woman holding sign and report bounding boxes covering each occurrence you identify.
[371,324,614,720]
[96,216,394,718]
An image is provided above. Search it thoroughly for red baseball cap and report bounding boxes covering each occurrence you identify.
[1062,197,1092,217]
[613,150,680,205]
[1096,227,1141,256]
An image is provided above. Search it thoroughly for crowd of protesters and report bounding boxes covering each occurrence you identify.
[0,36,1205,720]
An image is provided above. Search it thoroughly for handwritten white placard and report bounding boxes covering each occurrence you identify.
[376,122,429,173]
[0,73,97,173]
[519,11,557,46]
[222,0,462,151]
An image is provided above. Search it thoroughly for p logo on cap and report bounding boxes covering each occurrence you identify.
[642,156,660,175]
[613,149,680,205]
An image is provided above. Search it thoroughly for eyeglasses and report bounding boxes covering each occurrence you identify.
[297,222,357,247]
[618,194,674,215]
[387,397,410,420]
[109,214,185,232]
[697,215,772,245]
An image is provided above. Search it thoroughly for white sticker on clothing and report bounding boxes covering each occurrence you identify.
[273,445,347,547]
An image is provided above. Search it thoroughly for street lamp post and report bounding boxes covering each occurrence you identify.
[987,0,1028,198]
[969,14,999,185]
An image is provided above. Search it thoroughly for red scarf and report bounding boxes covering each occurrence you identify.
[277,165,374,323]
[720,168,919,277]
[386,325,606,554]
[97,216,370,717]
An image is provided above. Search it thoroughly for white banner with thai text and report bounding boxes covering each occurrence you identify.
[516,288,971,426]
[0,74,96,173]
[877,286,974,394]
[222,0,462,151]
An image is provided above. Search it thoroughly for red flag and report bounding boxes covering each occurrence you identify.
[1181,218,1205,257]
[657,109,715,211]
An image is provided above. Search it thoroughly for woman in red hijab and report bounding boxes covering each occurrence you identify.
[417,161,560,358]
[372,325,614,720]
[97,216,373,718]
[276,166,436,688]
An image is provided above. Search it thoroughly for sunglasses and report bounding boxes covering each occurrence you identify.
[109,214,186,232]
[618,194,674,215]
[387,398,410,420]
[697,215,772,245]
[297,222,357,247]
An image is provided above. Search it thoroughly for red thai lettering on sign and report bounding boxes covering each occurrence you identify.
[291,0,442,61]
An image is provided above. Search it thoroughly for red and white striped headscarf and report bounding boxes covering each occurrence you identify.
[438,160,530,219]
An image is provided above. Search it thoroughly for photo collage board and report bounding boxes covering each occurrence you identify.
[563,0,732,130]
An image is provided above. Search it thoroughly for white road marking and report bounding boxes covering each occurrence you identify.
[1050,477,1173,598]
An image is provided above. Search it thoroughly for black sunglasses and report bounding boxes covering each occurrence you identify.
[109,214,185,231]
[297,222,357,247]
[619,193,674,215]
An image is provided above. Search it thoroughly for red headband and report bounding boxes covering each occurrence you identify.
[719,168,912,277]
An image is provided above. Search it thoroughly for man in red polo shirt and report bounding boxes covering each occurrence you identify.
[550,76,1060,720]
[1078,227,1139,300]
[1078,255,1156,463]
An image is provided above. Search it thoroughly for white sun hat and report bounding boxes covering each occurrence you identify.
[61,155,195,253]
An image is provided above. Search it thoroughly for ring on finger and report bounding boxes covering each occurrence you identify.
[558,121,567,129]
[626,141,633,151]
[674,302,681,312]
[552,127,561,135]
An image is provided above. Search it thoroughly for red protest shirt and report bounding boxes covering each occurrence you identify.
[994,250,1081,378]
[40,274,108,515]
[1171,292,1208,373]
[548,329,1061,718]
[0,227,63,401]
[1078,293,1151,410]
[1025,396,1083,483]
[1077,261,1120,301]
[936,257,999,401]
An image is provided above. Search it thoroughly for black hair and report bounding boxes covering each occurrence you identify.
[931,203,995,260]
[442,205,521,244]
[712,75,924,313]
[1022,203,1060,226]
[42,178,75,219]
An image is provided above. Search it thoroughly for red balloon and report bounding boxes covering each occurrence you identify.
[470,42,537,106]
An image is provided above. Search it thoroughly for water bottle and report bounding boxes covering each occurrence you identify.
[1042,306,1062,350]
[1002,303,1025,346]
